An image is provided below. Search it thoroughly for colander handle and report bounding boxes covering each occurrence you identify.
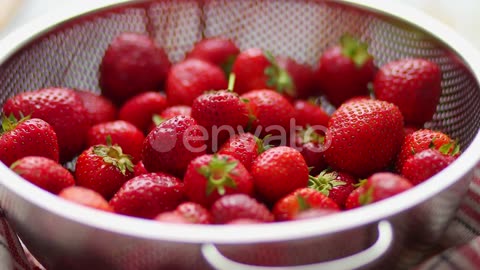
[201,220,393,270]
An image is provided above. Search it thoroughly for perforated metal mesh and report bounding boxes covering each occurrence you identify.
[0,0,479,148]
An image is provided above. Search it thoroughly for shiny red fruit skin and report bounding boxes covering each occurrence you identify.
[232,48,271,95]
[166,59,227,106]
[175,202,213,224]
[133,161,149,176]
[276,56,316,99]
[321,171,357,208]
[59,186,113,212]
[401,149,455,185]
[12,156,74,194]
[110,172,185,219]
[374,58,441,126]
[324,99,404,177]
[293,100,330,128]
[0,118,59,167]
[186,37,240,68]
[218,133,259,171]
[3,87,90,162]
[295,136,328,176]
[315,46,375,107]
[119,91,168,133]
[210,194,274,224]
[76,90,117,126]
[161,105,192,119]
[100,32,171,105]
[345,187,362,210]
[251,146,309,204]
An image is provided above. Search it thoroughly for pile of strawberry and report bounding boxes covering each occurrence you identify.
[0,32,460,224]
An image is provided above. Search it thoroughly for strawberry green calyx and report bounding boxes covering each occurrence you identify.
[152,114,165,126]
[296,195,311,211]
[93,141,134,175]
[255,135,271,155]
[197,155,238,196]
[298,125,325,145]
[359,185,374,205]
[221,54,237,78]
[438,141,461,156]
[1,114,30,134]
[340,34,372,68]
[308,170,346,196]
[263,51,295,96]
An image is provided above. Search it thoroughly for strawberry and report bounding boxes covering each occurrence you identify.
[401,147,458,185]
[147,105,192,133]
[186,37,240,75]
[273,187,339,221]
[308,169,356,208]
[87,120,144,163]
[118,92,168,133]
[232,49,294,96]
[374,58,441,126]
[133,161,149,176]
[210,194,274,224]
[166,59,227,106]
[75,90,117,126]
[3,87,90,162]
[154,212,190,224]
[100,32,171,105]
[276,56,316,99]
[294,208,339,220]
[324,99,404,177]
[0,115,59,167]
[11,156,74,194]
[314,35,375,107]
[404,126,419,136]
[218,133,266,171]
[345,172,412,209]
[396,129,456,172]
[142,116,206,178]
[191,90,249,151]
[155,202,213,224]
[110,172,185,219]
[183,154,253,207]
[240,89,295,137]
[251,146,309,204]
[59,186,113,212]
[293,100,330,128]
[295,126,328,175]
[75,143,134,199]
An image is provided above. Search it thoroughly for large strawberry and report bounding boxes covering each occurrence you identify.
[11,156,74,194]
[3,87,90,162]
[273,187,339,221]
[293,100,330,128]
[183,154,253,207]
[315,35,375,107]
[191,90,249,151]
[295,126,328,176]
[324,99,404,177]
[142,116,206,178]
[374,58,441,126]
[0,115,59,167]
[75,90,117,126]
[59,186,113,212]
[218,133,266,171]
[210,194,274,224]
[166,59,227,106]
[186,37,240,76]
[276,56,316,99]
[147,105,192,134]
[119,91,168,133]
[100,32,171,105]
[75,143,134,199]
[87,120,145,163]
[308,169,356,208]
[110,172,185,219]
[251,146,309,204]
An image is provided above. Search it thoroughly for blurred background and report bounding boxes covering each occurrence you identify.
[1,0,480,49]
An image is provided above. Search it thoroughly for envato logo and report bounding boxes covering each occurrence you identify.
[150,118,332,153]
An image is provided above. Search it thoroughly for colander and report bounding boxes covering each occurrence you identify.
[0,0,479,269]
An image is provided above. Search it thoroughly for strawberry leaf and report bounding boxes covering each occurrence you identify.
[359,185,374,205]
[93,144,134,175]
[340,34,372,68]
[197,155,239,196]
[221,54,237,78]
[263,51,295,96]
[152,114,165,126]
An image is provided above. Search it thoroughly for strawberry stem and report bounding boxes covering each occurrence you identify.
[309,169,345,196]
[221,54,237,78]
[296,195,311,211]
[298,125,325,144]
[152,114,165,126]
[197,155,238,196]
[93,144,134,175]
[340,34,371,68]
[263,51,295,96]
[1,114,30,133]
[227,73,236,92]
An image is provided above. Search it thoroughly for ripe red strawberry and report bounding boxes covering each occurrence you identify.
[133,161,149,176]
[184,154,253,207]
[210,194,274,224]
[11,156,74,194]
[315,35,375,107]
[401,147,458,185]
[75,90,117,125]
[240,89,295,137]
[3,87,90,162]
[87,120,145,163]
[170,202,213,224]
[142,116,206,178]
[110,172,185,219]
[186,37,240,75]
[100,32,171,105]
[324,99,404,177]
[374,58,441,126]
[0,115,59,167]
[273,187,339,221]
[192,90,249,151]
[161,105,192,119]
[308,169,356,208]
[118,91,168,133]
[345,172,412,209]
[166,59,227,106]
[59,186,113,212]
[396,129,456,172]
[75,144,134,199]
[218,133,266,171]
[295,126,328,175]
[251,146,309,204]
[276,56,316,99]
[293,100,330,128]
[232,49,294,96]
